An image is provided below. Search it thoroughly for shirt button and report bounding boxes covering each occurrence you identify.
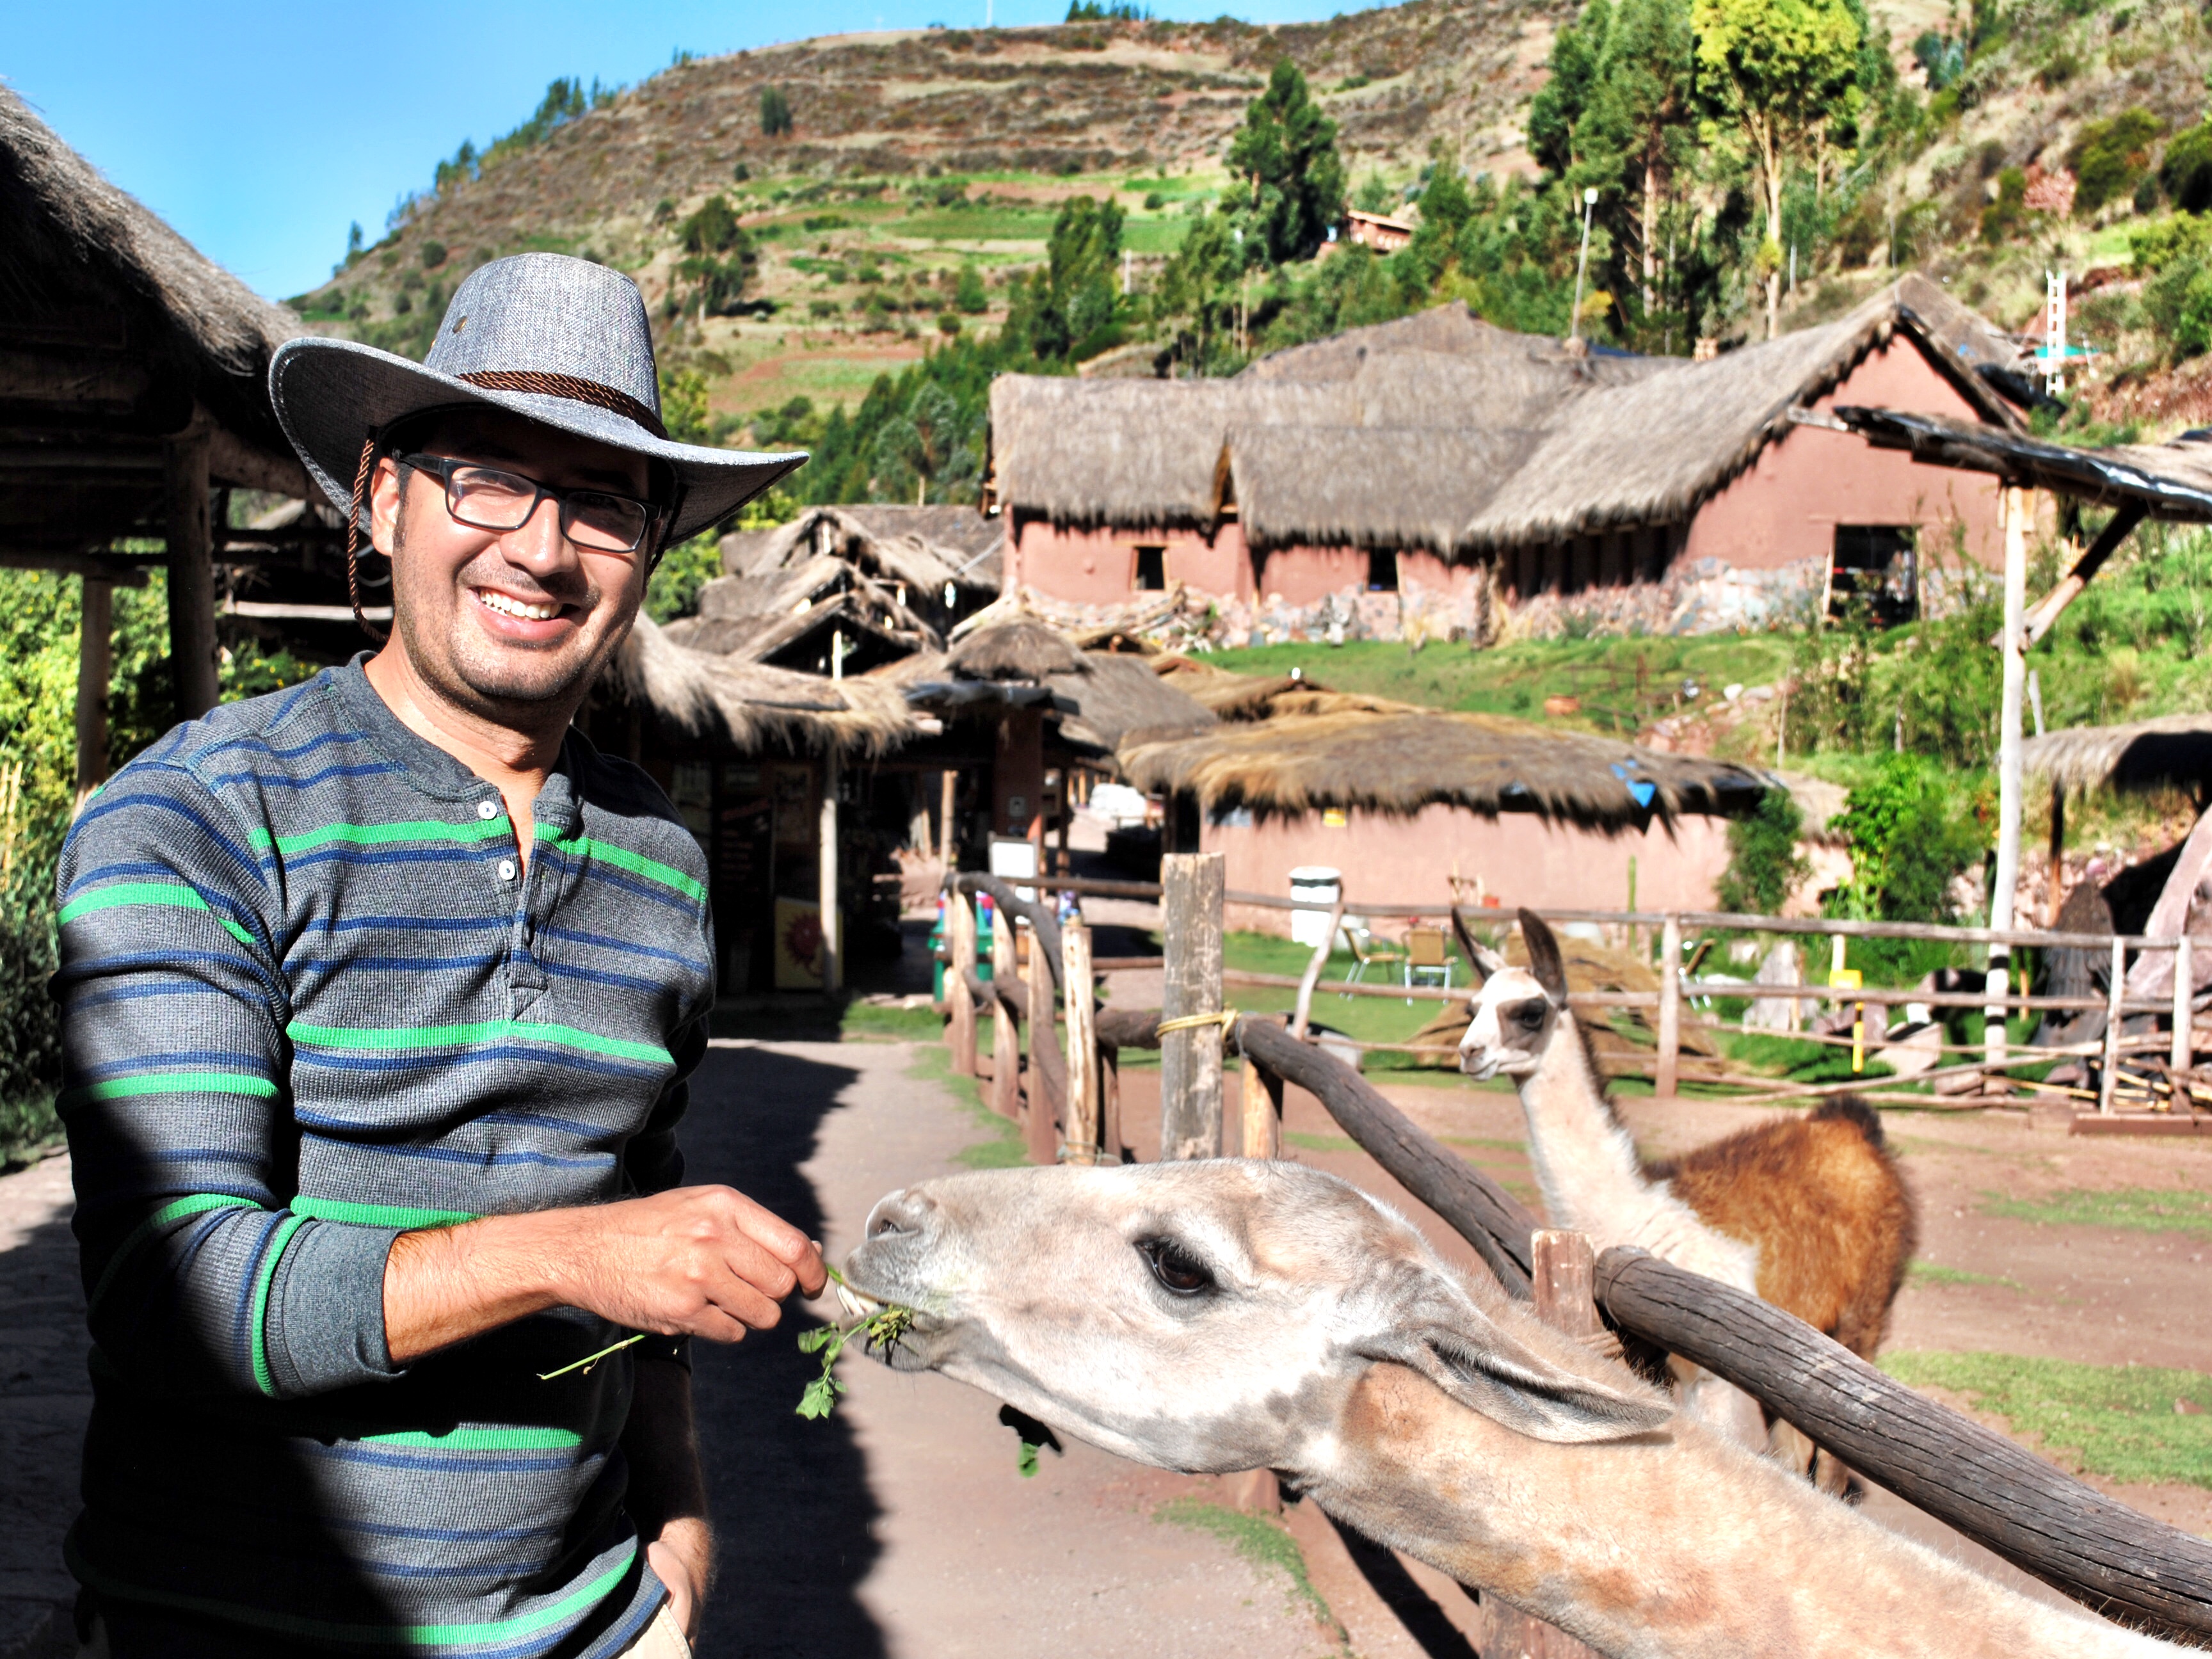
[497,860,517,881]
[477,800,499,820]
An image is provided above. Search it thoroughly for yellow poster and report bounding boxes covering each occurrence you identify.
[774,897,823,989]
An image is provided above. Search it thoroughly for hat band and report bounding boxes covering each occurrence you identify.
[455,369,668,441]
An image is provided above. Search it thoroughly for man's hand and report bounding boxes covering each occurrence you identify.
[385,1186,827,1365]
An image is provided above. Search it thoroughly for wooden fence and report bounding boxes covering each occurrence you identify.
[937,857,2212,1643]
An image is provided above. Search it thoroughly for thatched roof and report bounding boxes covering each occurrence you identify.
[610,615,912,756]
[948,618,1087,680]
[986,276,2024,556]
[720,504,1001,594]
[2024,714,2212,799]
[666,549,943,664]
[1118,709,1767,830]
[0,87,298,461]
[1149,655,1425,721]
[1045,653,1215,756]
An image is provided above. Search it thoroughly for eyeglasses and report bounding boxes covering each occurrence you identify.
[397,453,662,555]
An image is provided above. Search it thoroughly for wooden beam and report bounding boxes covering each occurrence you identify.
[1655,913,1681,1096]
[1025,922,1061,1166]
[207,427,318,504]
[1160,851,1226,1160]
[818,751,840,996]
[2016,501,2145,649]
[1062,921,1100,1162]
[991,904,1021,1123]
[0,349,152,406]
[947,888,977,1077]
[74,577,111,812]
[163,429,218,719]
[0,552,148,584]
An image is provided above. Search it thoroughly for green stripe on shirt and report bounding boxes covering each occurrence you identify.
[541,831,706,904]
[248,818,513,854]
[289,1195,479,1229]
[285,1018,672,1066]
[249,1214,310,1398]
[88,1194,264,1314]
[58,881,255,945]
[59,1071,278,1112]
[362,1426,585,1450]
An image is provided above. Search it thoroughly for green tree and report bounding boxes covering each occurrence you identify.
[1715,790,1809,915]
[2071,109,2165,217]
[2163,123,2212,214]
[760,85,794,138]
[1528,3,1607,179]
[1150,205,1241,369]
[954,263,990,314]
[1692,0,1861,339]
[1571,0,1697,321]
[1224,61,1349,263]
[1014,195,1125,360]
[675,195,759,317]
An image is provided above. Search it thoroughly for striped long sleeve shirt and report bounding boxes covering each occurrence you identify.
[56,659,714,1658]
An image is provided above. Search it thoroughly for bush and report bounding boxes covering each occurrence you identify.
[1715,790,1809,916]
[760,85,794,138]
[419,239,447,269]
[2161,122,2212,213]
[2070,108,2165,216]
[1980,168,2027,243]
[954,264,988,314]
[1826,755,1987,926]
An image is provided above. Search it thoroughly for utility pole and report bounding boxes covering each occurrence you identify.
[1569,186,1598,342]
[1985,484,2030,1088]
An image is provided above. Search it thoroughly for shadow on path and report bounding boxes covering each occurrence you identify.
[681,1046,885,1659]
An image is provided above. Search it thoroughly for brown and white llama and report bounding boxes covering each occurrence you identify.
[840,1160,2168,1658]
[1454,908,1917,1479]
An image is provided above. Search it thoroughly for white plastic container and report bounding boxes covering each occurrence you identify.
[1288,867,1343,950]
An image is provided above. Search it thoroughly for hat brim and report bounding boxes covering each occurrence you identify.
[269,335,808,545]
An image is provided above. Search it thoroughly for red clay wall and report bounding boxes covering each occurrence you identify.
[1007,519,1257,603]
[1681,337,2007,573]
[1205,805,1734,936]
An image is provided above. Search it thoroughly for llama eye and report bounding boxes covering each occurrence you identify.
[1509,996,1548,1032]
[1137,1237,1215,1297]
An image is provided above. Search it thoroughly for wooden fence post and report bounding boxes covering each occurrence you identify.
[2102,935,2125,1115]
[1240,1049,1283,1160]
[947,890,977,1077]
[1062,921,1100,1162]
[2174,937,2193,1098]
[74,576,111,813]
[1161,852,1226,1160]
[1655,913,1682,1099]
[1026,923,1061,1164]
[991,904,1021,1122]
[1479,1230,1607,1659]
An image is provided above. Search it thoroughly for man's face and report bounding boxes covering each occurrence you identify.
[368,407,657,718]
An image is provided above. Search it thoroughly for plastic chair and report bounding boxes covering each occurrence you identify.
[1342,923,1406,991]
[1403,925,1454,1002]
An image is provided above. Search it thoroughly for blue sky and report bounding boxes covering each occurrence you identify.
[10,0,1357,303]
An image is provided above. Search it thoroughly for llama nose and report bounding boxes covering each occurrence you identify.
[866,1187,938,1240]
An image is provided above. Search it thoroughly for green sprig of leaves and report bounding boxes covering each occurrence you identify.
[796,1265,915,1420]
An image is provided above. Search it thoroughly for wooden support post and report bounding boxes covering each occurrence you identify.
[939,768,958,872]
[2047,781,2067,929]
[74,576,111,812]
[818,751,841,996]
[1160,852,1226,1160]
[1986,484,2030,1089]
[2102,935,2125,1115]
[1481,1231,1607,1659]
[991,904,1021,1122]
[1101,1047,1123,1164]
[1655,913,1682,1098]
[1026,922,1060,1164]
[2017,500,2146,650]
[2174,936,2193,1094]
[163,429,218,719]
[947,890,977,1077]
[1062,921,1100,1162]
[1240,1053,1283,1160]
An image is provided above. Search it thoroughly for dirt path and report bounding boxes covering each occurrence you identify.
[0,1151,86,1658]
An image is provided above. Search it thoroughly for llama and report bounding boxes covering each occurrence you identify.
[1455,908,1917,1479]
[840,1160,2173,1658]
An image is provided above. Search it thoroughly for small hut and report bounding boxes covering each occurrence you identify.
[1113,663,1768,927]
[0,87,326,787]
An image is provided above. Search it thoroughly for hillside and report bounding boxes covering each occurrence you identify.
[296,0,2212,451]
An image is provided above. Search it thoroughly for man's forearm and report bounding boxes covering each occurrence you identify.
[627,1357,712,1637]
[382,1185,828,1367]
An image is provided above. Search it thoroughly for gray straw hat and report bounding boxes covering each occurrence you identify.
[269,253,807,548]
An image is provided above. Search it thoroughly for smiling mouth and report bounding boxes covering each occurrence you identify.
[474,588,566,622]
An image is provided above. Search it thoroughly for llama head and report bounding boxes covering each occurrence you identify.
[841,1160,1669,1477]
[1457,907,1571,1080]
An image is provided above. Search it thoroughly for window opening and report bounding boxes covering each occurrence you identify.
[1830,525,1918,627]
[1366,548,1399,592]
[1134,545,1166,591]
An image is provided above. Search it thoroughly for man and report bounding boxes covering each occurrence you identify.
[56,253,820,1658]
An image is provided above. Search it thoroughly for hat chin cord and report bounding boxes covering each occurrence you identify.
[346,437,389,645]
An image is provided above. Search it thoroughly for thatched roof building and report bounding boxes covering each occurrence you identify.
[2023,714,2212,801]
[985,276,2019,561]
[1118,708,1767,832]
[610,614,914,756]
[1829,407,2212,524]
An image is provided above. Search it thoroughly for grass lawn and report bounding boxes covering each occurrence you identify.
[1884,1351,2212,1488]
[1978,1188,2212,1238]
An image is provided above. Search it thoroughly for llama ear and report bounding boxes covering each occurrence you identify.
[1517,908,1569,1003]
[1451,907,1506,983]
[1355,1270,1672,1445]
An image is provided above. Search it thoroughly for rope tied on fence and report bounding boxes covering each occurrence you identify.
[1155,1009,1240,1038]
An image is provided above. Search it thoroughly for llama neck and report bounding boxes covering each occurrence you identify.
[1515,1013,1655,1238]
[1313,1365,2171,1659]
[1514,1012,1759,1290]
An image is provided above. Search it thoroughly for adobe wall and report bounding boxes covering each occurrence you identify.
[1205,804,1734,937]
[1006,519,1257,604]
[1681,337,2008,574]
